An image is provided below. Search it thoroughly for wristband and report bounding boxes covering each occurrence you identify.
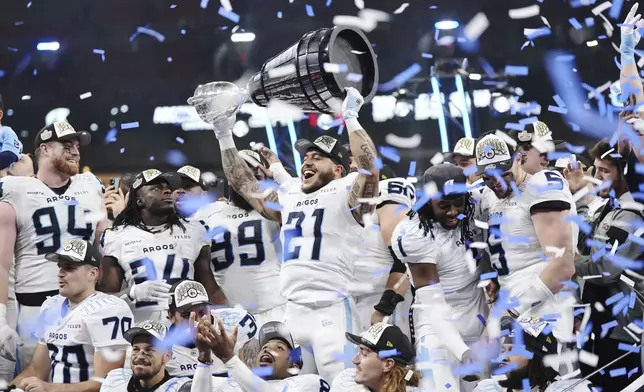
[374,289,405,316]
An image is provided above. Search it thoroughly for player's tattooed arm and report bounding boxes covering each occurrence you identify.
[221,148,281,222]
[195,246,228,306]
[347,129,380,224]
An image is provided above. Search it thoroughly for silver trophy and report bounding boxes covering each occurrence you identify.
[187,81,248,124]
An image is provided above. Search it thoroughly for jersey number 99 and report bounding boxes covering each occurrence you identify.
[32,206,93,255]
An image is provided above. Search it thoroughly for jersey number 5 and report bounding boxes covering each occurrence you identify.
[283,209,325,261]
[32,205,93,255]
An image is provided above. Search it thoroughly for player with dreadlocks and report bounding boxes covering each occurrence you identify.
[391,164,489,392]
[99,169,226,323]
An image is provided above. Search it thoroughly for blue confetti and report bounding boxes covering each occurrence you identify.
[105,128,118,144]
[606,292,625,306]
[481,272,498,280]
[505,122,525,131]
[629,367,639,378]
[326,0,332,6]
[176,137,184,144]
[305,4,314,17]
[526,27,551,40]
[569,18,583,29]
[610,367,627,377]
[573,308,585,317]
[265,201,282,211]
[609,0,624,19]
[477,314,487,326]
[618,343,640,353]
[0,70,4,78]
[121,122,139,130]
[519,116,538,125]
[522,379,530,392]
[374,157,383,170]
[560,280,579,290]
[120,148,125,154]
[565,143,585,154]
[505,65,529,76]
[277,11,282,18]
[547,152,573,160]
[200,0,209,8]
[378,146,401,163]
[585,17,595,27]
[408,161,416,176]
[218,6,240,23]
[150,156,155,161]
[166,150,188,166]
[378,349,399,358]
[548,105,568,114]
[553,94,566,108]
[378,63,423,92]
[136,26,166,42]
[252,366,274,377]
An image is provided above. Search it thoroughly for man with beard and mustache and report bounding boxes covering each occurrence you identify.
[391,164,488,392]
[212,87,379,380]
[98,169,226,324]
[100,320,192,392]
[193,150,286,328]
[0,121,107,375]
[475,133,576,350]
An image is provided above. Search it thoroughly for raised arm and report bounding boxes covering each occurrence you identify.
[620,4,644,108]
[343,88,379,224]
[214,118,281,222]
[0,201,21,360]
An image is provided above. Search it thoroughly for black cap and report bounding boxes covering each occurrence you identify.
[475,134,515,176]
[423,164,468,197]
[177,165,207,190]
[259,321,296,350]
[239,149,270,169]
[379,164,396,181]
[124,320,168,345]
[168,279,211,312]
[45,238,101,267]
[295,136,350,173]
[131,169,182,192]
[343,143,352,156]
[346,323,414,366]
[34,121,91,150]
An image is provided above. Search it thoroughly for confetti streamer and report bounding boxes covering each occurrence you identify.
[463,13,489,41]
[305,4,315,17]
[120,122,139,130]
[505,65,529,76]
[569,18,583,29]
[218,6,240,23]
[378,63,422,92]
[136,27,166,42]
[508,5,540,19]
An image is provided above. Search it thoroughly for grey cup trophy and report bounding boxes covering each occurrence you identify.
[188,25,378,120]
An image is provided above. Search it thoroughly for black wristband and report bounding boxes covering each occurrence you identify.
[374,289,405,316]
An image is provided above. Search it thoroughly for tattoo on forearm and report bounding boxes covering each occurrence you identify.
[221,148,257,196]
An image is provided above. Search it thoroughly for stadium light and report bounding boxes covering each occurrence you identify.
[37,41,60,51]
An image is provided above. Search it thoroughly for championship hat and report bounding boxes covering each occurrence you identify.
[295,135,350,173]
[124,320,168,344]
[45,238,101,267]
[346,323,415,365]
[452,137,477,157]
[177,165,208,190]
[34,121,91,150]
[131,169,182,192]
[475,134,515,175]
[168,280,211,313]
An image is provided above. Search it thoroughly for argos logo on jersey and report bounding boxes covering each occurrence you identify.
[296,199,318,207]
[143,244,175,253]
[49,332,68,340]
[46,195,77,204]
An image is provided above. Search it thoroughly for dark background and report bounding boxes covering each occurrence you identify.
[0,0,623,179]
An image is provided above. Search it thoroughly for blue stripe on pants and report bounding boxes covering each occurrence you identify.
[343,297,357,368]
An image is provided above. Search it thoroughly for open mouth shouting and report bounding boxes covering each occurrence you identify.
[259,352,275,366]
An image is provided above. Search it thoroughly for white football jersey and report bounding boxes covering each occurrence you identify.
[472,378,593,392]
[266,374,330,391]
[193,201,285,313]
[486,170,578,289]
[392,213,487,342]
[470,178,498,223]
[35,292,132,384]
[332,368,421,392]
[354,178,416,297]
[166,307,258,377]
[100,368,191,392]
[101,221,209,320]
[0,174,103,293]
[277,173,363,306]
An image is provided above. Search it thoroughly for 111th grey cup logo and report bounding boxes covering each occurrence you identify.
[315,136,336,154]
[63,239,87,259]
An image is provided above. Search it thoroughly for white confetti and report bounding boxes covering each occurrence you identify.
[578,350,599,367]
[545,246,565,258]
[469,242,488,249]
[358,9,391,23]
[332,15,377,32]
[584,275,605,280]
[543,350,578,369]
[354,0,364,10]
[393,3,409,14]
[594,301,605,312]
[592,1,612,15]
[220,0,232,11]
[384,133,422,149]
[429,152,444,166]
[540,16,551,28]
[508,5,540,19]
[620,273,636,287]
[477,280,491,288]
[572,186,590,203]
[463,12,489,41]
[494,130,518,148]
[323,63,348,73]
[267,64,296,79]
[346,282,375,294]
[466,249,476,274]
[474,220,489,230]
[346,73,363,82]
[79,92,92,100]
[584,175,603,185]
[628,322,644,335]
[621,201,644,211]
[423,181,439,198]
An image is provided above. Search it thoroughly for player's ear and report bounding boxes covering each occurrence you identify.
[136,196,144,208]
[381,358,395,373]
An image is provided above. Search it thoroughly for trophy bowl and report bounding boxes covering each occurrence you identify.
[187,81,248,124]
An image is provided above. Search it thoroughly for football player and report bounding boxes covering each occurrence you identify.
[508,121,558,176]
[343,145,413,336]
[191,319,328,392]
[194,150,286,328]
[100,320,192,392]
[8,239,132,392]
[0,121,106,372]
[475,133,577,343]
[164,279,258,377]
[173,165,210,217]
[332,323,421,392]
[392,164,488,391]
[98,169,226,323]
[210,87,378,380]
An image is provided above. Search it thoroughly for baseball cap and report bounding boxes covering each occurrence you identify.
[423,164,468,197]
[239,149,269,169]
[259,321,296,350]
[177,165,207,190]
[346,323,414,365]
[131,169,182,192]
[508,121,562,149]
[168,280,211,312]
[33,121,91,150]
[379,164,396,181]
[295,135,350,173]
[45,238,101,267]
[452,137,476,157]
[124,320,168,344]
[475,134,515,175]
